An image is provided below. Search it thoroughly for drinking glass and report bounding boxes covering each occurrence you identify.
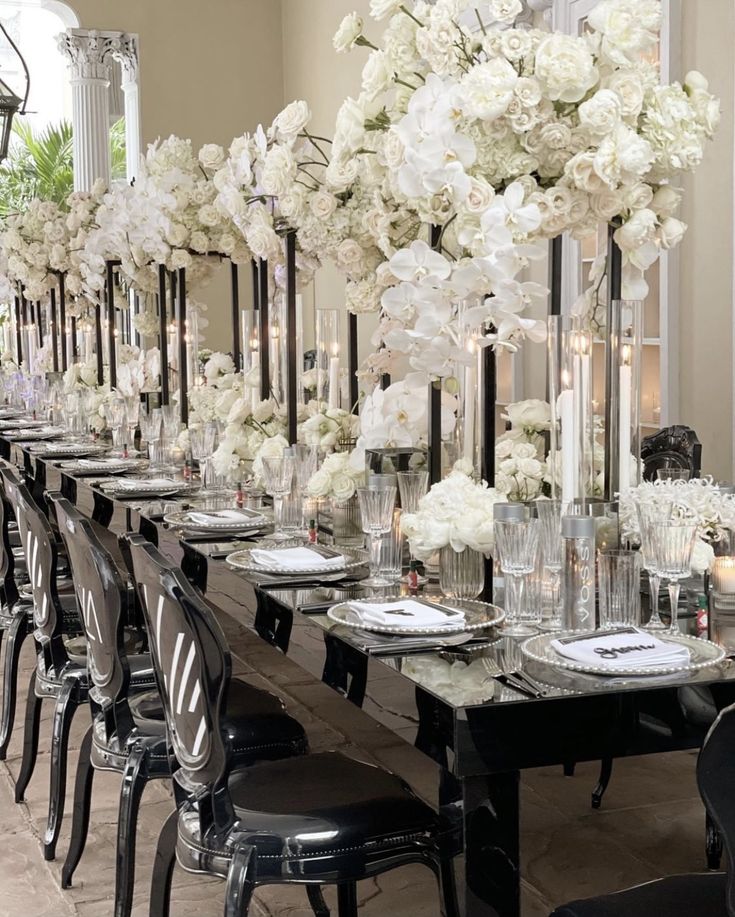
[139,407,162,461]
[124,396,140,449]
[656,468,691,482]
[190,423,218,492]
[357,485,397,588]
[261,454,296,540]
[292,443,319,529]
[378,508,403,582]
[494,518,540,637]
[651,521,698,633]
[105,397,128,455]
[536,500,563,631]
[636,500,673,631]
[397,470,429,585]
[598,549,641,629]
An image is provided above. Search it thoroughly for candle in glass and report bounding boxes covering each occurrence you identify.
[618,344,632,494]
[713,558,735,594]
[463,337,477,463]
[559,369,576,506]
[316,309,340,407]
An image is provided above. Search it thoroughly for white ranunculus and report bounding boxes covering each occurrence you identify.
[460,58,518,121]
[273,100,311,139]
[307,467,332,498]
[369,0,402,20]
[534,33,598,104]
[333,97,366,156]
[362,50,393,100]
[579,89,622,137]
[198,144,226,171]
[331,472,357,503]
[325,157,360,192]
[333,12,364,53]
[659,217,687,250]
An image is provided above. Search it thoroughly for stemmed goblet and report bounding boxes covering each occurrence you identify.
[397,470,429,584]
[357,485,397,588]
[636,500,673,631]
[190,423,218,493]
[651,520,698,633]
[494,518,540,637]
[105,397,128,456]
[139,407,162,465]
[261,454,296,541]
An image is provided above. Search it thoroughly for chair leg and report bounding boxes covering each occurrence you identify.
[592,757,614,809]
[562,761,576,777]
[706,812,723,871]
[336,883,358,917]
[61,724,94,888]
[114,742,151,917]
[14,669,42,803]
[224,842,256,917]
[0,613,28,760]
[436,856,460,917]
[43,678,80,861]
[306,885,330,917]
[149,810,178,917]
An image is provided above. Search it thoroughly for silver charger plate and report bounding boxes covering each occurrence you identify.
[164,509,267,532]
[327,597,505,637]
[226,547,362,576]
[101,479,187,498]
[521,630,726,678]
[33,443,108,457]
[59,458,146,475]
[6,427,64,440]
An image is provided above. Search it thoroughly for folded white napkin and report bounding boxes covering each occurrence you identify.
[551,627,690,671]
[78,458,124,467]
[345,599,465,630]
[250,546,345,570]
[188,509,263,525]
[115,477,178,489]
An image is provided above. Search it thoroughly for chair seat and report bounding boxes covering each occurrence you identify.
[551,873,727,917]
[176,752,442,880]
[130,676,308,757]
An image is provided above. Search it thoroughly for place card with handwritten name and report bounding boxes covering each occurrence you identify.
[551,627,691,670]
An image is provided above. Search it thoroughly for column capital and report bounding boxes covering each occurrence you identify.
[112,34,139,88]
[57,28,128,82]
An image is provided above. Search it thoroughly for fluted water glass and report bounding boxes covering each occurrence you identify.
[357,485,397,588]
[494,518,540,637]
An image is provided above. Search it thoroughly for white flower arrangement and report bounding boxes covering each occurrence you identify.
[620,478,735,574]
[306,449,366,504]
[402,466,503,559]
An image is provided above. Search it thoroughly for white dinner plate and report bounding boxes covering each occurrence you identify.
[226,547,362,576]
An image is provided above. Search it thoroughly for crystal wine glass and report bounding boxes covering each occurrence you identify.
[357,485,397,588]
[397,470,429,584]
[636,499,673,631]
[656,468,692,482]
[494,518,540,637]
[651,520,698,633]
[261,454,296,540]
[105,397,128,456]
[139,407,162,462]
[190,423,218,493]
[536,500,563,631]
[292,443,319,531]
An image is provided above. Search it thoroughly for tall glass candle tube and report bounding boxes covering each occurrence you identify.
[241,310,260,410]
[612,300,643,496]
[316,309,340,409]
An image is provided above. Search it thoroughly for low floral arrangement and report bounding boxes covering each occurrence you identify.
[300,406,359,450]
[620,479,735,574]
[306,450,366,504]
[495,398,550,501]
[402,464,502,559]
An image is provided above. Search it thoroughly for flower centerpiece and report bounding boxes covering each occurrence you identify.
[495,399,551,501]
[402,464,502,597]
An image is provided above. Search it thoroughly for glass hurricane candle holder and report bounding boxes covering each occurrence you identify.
[316,309,340,410]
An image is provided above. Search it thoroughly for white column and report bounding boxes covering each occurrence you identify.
[58,29,120,192]
[113,36,141,185]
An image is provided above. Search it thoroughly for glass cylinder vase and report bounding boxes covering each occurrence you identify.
[316,309,340,410]
[329,495,363,546]
[439,545,485,600]
[609,300,643,497]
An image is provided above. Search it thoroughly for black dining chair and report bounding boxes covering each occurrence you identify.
[0,469,33,759]
[126,534,460,917]
[0,463,90,861]
[52,495,310,917]
[550,700,735,916]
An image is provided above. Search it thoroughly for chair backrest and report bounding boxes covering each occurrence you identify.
[641,425,702,482]
[125,533,234,831]
[49,493,134,740]
[0,464,20,612]
[0,464,67,673]
[697,702,735,917]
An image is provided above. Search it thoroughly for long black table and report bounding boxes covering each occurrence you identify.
[8,435,735,917]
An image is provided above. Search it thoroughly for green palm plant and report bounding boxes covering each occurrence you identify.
[0,116,127,219]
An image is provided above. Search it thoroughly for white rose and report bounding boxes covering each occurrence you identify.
[333,97,366,157]
[336,238,364,270]
[170,249,192,271]
[198,204,220,228]
[659,217,687,250]
[332,473,357,503]
[614,208,658,252]
[273,100,311,139]
[381,130,406,170]
[651,185,681,219]
[624,183,654,213]
[310,191,338,220]
[590,189,624,221]
[513,442,537,460]
[495,438,514,459]
[333,12,364,53]
[362,50,393,100]
[465,176,495,214]
[307,467,332,499]
[198,144,225,171]
[518,457,543,479]
[514,77,542,108]
[604,71,645,120]
[488,0,523,24]
[578,89,622,137]
[504,399,551,431]
[534,33,599,104]
[460,58,518,121]
[166,223,188,247]
[691,538,715,576]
